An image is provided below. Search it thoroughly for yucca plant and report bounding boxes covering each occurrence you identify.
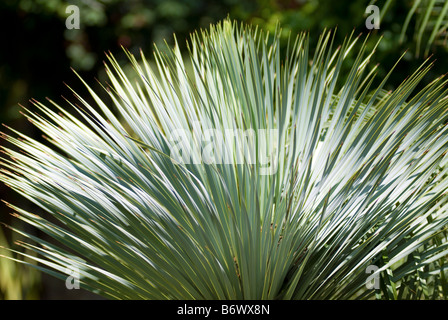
[1,19,448,299]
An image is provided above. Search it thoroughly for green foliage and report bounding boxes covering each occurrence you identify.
[1,20,448,299]
[0,227,40,299]
[402,0,448,57]
[373,0,448,58]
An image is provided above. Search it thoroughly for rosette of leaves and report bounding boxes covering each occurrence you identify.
[1,20,448,299]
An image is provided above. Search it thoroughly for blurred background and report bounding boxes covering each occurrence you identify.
[1,0,447,299]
